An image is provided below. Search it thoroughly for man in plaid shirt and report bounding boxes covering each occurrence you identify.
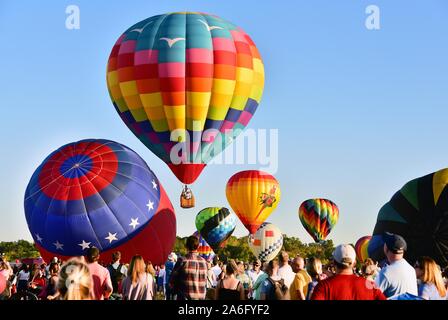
[170,235,208,300]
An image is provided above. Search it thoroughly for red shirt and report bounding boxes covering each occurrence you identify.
[311,274,386,300]
[31,277,46,288]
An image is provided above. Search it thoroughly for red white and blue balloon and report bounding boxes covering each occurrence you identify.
[24,139,176,264]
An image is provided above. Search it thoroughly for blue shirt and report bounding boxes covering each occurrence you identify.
[165,261,176,285]
[306,280,319,300]
[375,259,418,298]
[261,278,274,297]
[418,282,447,300]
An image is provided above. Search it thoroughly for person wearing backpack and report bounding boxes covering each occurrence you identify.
[107,251,127,300]
[260,260,290,300]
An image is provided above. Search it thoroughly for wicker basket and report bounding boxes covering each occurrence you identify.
[180,195,195,208]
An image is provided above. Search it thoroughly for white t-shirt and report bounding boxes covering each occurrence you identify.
[207,268,217,288]
[248,270,265,285]
[18,270,30,281]
[211,265,222,279]
[277,264,295,288]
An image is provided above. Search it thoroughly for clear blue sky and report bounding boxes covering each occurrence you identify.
[1,1,447,245]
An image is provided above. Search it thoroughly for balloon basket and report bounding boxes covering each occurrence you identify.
[180,185,195,208]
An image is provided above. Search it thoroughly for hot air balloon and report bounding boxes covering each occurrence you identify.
[195,207,236,251]
[106,12,265,207]
[226,170,280,234]
[355,236,371,263]
[368,168,448,267]
[192,231,215,261]
[298,199,339,243]
[249,222,283,262]
[24,139,176,265]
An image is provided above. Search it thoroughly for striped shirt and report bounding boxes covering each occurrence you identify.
[171,252,207,300]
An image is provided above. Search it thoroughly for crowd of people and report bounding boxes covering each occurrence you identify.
[1,233,447,301]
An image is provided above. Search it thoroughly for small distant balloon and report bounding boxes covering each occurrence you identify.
[226,170,281,234]
[299,199,339,243]
[195,207,237,251]
[355,236,371,263]
[192,231,215,261]
[248,222,283,262]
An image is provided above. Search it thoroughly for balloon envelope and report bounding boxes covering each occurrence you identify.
[298,199,339,243]
[106,12,265,185]
[355,236,371,263]
[249,222,283,262]
[195,207,236,251]
[25,139,176,265]
[368,168,448,267]
[192,231,215,261]
[226,170,281,234]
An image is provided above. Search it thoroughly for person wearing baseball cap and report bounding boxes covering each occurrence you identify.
[375,233,418,298]
[310,244,386,300]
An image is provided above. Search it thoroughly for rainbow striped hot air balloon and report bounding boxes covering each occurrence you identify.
[192,231,215,261]
[106,12,265,203]
[298,199,339,243]
[226,170,281,234]
[355,236,371,263]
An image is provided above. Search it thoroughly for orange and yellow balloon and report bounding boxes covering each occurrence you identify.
[226,170,280,234]
[355,236,371,263]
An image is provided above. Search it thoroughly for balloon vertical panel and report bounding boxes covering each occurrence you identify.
[226,170,281,234]
[106,12,265,185]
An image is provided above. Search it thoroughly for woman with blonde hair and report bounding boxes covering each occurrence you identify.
[56,258,92,300]
[146,261,157,298]
[306,257,325,300]
[121,255,153,300]
[146,261,156,277]
[414,256,447,300]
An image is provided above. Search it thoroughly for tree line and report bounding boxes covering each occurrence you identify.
[174,235,335,263]
[1,236,335,263]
